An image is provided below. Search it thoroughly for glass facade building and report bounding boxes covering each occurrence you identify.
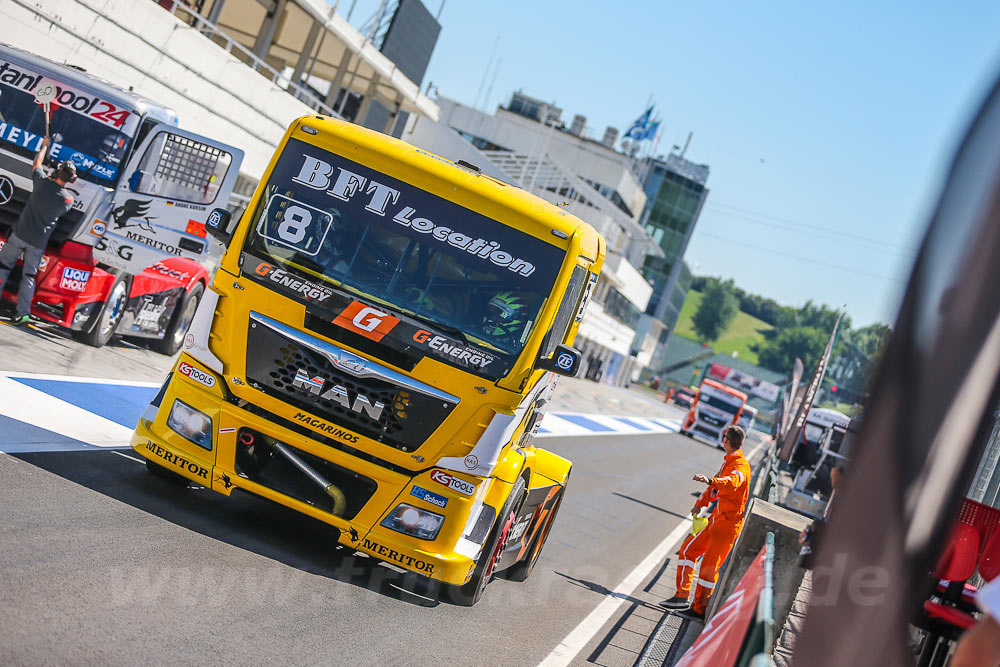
[638,155,709,326]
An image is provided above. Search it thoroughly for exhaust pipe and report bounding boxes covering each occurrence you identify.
[269,440,347,517]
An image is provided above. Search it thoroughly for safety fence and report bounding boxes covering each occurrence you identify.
[750,441,780,505]
[737,532,776,667]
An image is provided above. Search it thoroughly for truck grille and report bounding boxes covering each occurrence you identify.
[245,312,459,453]
[695,424,720,439]
[698,412,727,427]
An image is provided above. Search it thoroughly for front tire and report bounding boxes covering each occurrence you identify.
[444,477,526,606]
[505,475,568,583]
[74,270,130,348]
[152,282,204,355]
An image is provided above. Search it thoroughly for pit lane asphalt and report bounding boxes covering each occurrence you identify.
[0,318,730,666]
[0,426,732,666]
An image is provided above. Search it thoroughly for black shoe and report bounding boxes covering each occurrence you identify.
[658,595,690,610]
[677,608,706,622]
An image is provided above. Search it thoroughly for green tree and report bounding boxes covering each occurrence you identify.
[692,278,739,343]
[753,326,829,374]
[797,300,851,334]
[851,322,893,391]
[852,323,892,360]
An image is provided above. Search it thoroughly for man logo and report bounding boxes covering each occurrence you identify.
[556,353,574,370]
[333,301,400,342]
[0,176,13,206]
[291,368,385,420]
[333,352,367,375]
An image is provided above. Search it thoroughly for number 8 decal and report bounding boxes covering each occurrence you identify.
[257,194,333,256]
[277,205,312,243]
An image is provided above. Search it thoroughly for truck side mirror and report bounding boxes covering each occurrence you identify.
[205,207,234,246]
[537,344,581,377]
[128,169,145,192]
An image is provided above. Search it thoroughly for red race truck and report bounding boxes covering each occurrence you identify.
[0,43,243,353]
[680,378,748,447]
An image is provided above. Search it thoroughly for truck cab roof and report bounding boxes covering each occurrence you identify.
[290,116,606,263]
[0,42,178,125]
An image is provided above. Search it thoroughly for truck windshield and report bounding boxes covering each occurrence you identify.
[242,138,565,375]
[699,387,743,415]
[0,62,134,187]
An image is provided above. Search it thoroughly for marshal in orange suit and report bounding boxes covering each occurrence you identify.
[660,425,751,621]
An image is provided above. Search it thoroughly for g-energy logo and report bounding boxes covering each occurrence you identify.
[292,155,536,277]
[332,301,400,342]
[253,261,334,302]
[412,329,495,369]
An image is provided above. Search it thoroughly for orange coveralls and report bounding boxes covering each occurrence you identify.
[675,449,751,613]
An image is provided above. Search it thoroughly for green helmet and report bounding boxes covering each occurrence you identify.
[483,291,527,338]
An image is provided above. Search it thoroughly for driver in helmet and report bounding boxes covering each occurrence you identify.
[482,291,529,344]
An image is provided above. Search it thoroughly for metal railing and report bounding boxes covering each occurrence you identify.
[162,2,342,118]
[750,440,780,504]
[738,531,776,667]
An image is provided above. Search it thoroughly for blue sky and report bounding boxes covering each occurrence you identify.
[344,1,1000,327]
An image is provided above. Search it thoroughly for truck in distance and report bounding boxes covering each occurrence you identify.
[680,378,748,447]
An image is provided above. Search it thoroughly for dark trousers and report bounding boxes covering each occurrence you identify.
[0,232,45,317]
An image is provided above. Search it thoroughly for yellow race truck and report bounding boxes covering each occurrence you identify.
[131,115,605,604]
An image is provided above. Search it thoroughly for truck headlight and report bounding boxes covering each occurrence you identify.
[166,399,213,450]
[381,503,445,541]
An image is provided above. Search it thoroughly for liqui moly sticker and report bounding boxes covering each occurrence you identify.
[59,266,90,292]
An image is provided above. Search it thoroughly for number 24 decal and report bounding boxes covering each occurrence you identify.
[90,101,130,129]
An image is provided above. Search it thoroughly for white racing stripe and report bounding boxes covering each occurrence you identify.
[0,375,135,449]
[538,517,692,667]
[537,413,681,438]
[3,371,161,387]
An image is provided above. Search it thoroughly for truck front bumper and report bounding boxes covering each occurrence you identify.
[131,356,491,586]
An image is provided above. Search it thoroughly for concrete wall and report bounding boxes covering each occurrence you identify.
[5,0,320,180]
[436,97,647,217]
[706,498,813,646]
[605,253,653,310]
[577,302,636,357]
[401,114,513,182]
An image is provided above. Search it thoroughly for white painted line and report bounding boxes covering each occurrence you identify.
[538,517,692,667]
[536,414,598,436]
[0,371,161,387]
[744,437,770,464]
[536,412,681,438]
[0,376,136,448]
[112,451,144,464]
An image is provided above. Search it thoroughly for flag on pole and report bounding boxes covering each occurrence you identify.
[639,118,660,142]
[624,106,653,140]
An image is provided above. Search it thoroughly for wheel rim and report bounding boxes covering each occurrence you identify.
[99,280,128,337]
[483,510,516,585]
[172,291,200,347]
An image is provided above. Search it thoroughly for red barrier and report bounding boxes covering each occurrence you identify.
[675,545,766,667]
